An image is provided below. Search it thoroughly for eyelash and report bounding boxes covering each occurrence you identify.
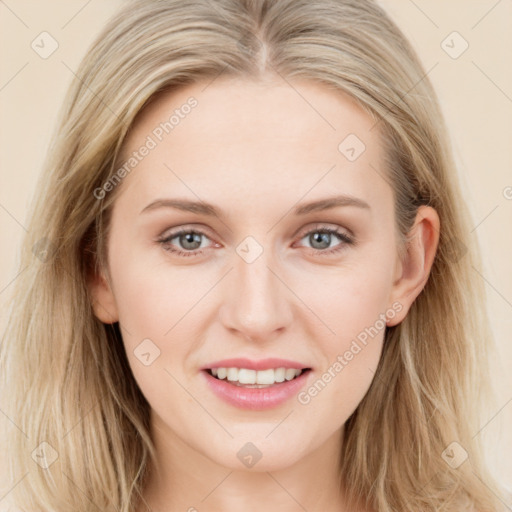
[157,225,355,258]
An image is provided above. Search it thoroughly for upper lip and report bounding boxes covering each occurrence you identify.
[201,358,311,371]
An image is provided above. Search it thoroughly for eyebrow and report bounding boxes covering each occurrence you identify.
[140,194,370,217]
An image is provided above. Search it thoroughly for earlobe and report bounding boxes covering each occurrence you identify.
[387,206,440,327]
[88,269,119,324]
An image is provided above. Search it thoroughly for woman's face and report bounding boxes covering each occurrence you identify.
[90,75,436,472]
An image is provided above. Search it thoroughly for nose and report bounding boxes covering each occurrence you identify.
[219,248,294,343]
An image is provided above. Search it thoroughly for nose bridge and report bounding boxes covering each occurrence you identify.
[220,242,293,340]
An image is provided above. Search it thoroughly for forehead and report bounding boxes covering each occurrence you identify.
[125,75,377,152]
[116,75,389,214]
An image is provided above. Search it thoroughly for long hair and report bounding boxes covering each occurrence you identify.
[1,0,508,510]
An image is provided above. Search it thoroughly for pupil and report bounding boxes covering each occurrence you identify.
[181,233,202,250]
[311,232,330,249]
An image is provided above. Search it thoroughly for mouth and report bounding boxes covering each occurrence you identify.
[201,365,313,410]
[204,367,312,388]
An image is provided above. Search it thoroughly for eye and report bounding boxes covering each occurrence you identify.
[157,224,355,259]
[295,225,355,255]
[157,228,215,258]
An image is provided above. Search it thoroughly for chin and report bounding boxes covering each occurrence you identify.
[204,436,311,473]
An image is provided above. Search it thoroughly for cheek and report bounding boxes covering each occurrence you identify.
[294,277,388,429]
[289,254,393,412]
[291,252,393,346]
[109,263,203,414]
[107,250,211,398]
[111,248,211,341]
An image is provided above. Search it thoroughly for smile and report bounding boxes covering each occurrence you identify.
[208,367,307,387]
[202,367,312,410]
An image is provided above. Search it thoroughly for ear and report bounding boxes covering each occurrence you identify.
[88,267,119,324]
[386,205,440,327]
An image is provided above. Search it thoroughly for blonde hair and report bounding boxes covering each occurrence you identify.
[1,0,508,510]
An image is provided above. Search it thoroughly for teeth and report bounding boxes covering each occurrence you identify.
[285,368,297,381]
[238,368,256,384]
[274,368,286,383]
[227,368,238,382]
[255,369,274,385]
[209,367,304,385]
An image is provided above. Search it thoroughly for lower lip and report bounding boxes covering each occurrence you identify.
[201,370,311,410]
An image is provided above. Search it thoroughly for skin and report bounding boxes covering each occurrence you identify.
[89,74,439,512]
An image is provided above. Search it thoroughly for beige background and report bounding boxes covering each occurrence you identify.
[1,0,511,495]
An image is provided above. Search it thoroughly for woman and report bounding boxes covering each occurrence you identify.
[1,0,509,510]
